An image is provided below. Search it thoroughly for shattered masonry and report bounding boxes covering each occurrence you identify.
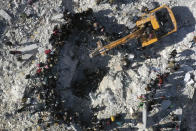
[0,0,196,131]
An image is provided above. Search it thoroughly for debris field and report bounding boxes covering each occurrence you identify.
[0,0,196,131]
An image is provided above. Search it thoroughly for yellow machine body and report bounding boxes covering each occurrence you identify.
[90,5,177,58]
[137,5,177,47]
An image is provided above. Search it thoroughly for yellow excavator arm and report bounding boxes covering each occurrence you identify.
[89,5,177,58]
[89,28,143,58]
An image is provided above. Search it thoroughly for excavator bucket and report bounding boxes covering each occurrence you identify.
[89,40,105,58]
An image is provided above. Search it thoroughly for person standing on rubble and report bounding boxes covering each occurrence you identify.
[190,35,196,44]
[167,49,180,72]
[5,41,13,46]
[157,74,163,88]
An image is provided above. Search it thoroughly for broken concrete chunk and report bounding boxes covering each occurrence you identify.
[193,71,196,81]
[183,85,195,99]
[38,47,45,54]
[24,7,34,17]
[184,72,191,83]
[26,98,31,104]
[142,103,147,129]
[0,9,12,23]
[138,64,150,77]
[22,54,34,60]
[187,79,194,86]
[10,85,25,102]
[89,92,96,103]
[174,108,182,116]
[128,54,134,59]
[126,21,136,29]
[106,89,116,105]
[51,14,64,20]
[18,44,38,52]
[129,107,134,116]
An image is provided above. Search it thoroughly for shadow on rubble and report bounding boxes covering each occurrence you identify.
[178,50,196,130]
[70,9,131,99]
[178,49,196,70]
[68,7,195,129]
[153,122,181,131]
[94,9,131,34]
[0,18,7,39]
[180,91,196,131]
[18,8,134,130]
[148,49,196,129]
[71,67,109,98]
[16,6,195,130]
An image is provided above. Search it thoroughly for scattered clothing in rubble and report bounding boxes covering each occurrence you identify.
[44,49,51,54]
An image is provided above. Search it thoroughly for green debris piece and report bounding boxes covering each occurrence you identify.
[116,121,123,126]
[139,102,144,108]
[169,104,174,108]
[20,13,27,21]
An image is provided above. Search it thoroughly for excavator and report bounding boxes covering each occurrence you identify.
[89,4,177,58]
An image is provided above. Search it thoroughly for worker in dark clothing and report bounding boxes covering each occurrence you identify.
[25,74,31,79]
[37,62,45,68]
[145,84,152,91]
[169,49,177,58]
[5,41,13,46]
[147,101,155,111]
[190,36,196,44]
[9,50,24,62]
[146,25,153,39]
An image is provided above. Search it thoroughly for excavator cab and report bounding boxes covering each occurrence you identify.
[137,5,177,47]
[139,22,159,47]
[89,4,177,58]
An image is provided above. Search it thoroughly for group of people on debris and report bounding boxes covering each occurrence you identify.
[14,8,123,130]
[138,72,170,108]
[11,6,196,130]
[16,17,71,127]
[136,49,181,130]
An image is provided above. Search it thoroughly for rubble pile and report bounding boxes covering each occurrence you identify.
[0,0,196,130]
[12,8,124,130]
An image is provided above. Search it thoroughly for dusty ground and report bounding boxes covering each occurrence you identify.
[0,0,196,130]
